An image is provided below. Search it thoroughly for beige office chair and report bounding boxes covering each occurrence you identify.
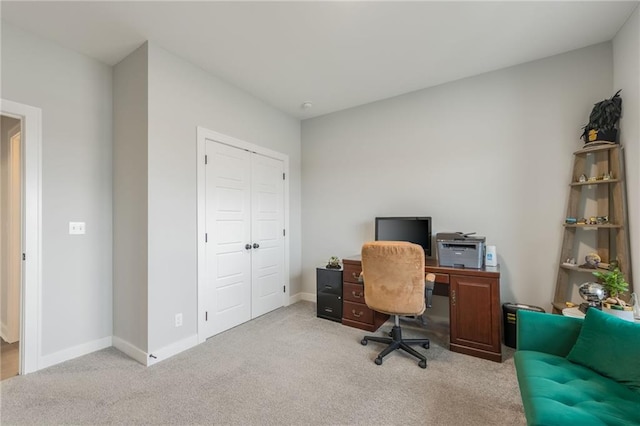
[360,241,431,368]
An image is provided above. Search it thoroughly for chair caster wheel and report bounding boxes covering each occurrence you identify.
[419,360,427,369]
[374,357,383,365]
[422,342,430,349]
[361,339,368,346]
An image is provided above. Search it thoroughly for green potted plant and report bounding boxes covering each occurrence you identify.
[592,267,634,321]
[581,90,622,144]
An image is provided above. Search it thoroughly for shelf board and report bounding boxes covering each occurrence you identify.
[570,179,619,186]
[574,143,617,155]
[551,301,580,313]
[563,224,620,229]
[559,264,602,273]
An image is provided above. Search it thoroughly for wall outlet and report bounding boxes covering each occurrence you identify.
[175,313,183,327]
[69,222,86,235]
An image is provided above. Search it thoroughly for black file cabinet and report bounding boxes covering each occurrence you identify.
[316,267,343,322]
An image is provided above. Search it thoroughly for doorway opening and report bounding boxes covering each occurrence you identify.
[1,99,42,376]
[1,115,22,380]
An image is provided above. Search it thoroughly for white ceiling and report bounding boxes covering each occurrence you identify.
[1,1,638,119]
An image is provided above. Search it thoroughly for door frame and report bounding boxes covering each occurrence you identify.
[196,126,290,344]
[1,99,42,374]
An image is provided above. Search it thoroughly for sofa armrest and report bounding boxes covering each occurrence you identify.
[516,310,583,357]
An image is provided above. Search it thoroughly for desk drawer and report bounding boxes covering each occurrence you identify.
[343,263,363,284]
[432,272,449,284]
[343,282,365,303]
[343,301,374,324]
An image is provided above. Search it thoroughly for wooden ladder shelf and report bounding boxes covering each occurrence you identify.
[552,143,634,313]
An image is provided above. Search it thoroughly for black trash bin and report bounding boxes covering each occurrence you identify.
[503,303,545,348]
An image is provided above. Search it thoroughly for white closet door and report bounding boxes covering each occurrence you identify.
[204,141,252,337]
[251,154,284,318]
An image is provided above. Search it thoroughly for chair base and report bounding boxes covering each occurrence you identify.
[361,324,429,368]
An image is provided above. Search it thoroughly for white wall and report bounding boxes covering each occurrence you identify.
[1,23,113,359]
[613,5,640,292]
[301,43,614,310]
[113,43,149,353]
[145,44,301,354]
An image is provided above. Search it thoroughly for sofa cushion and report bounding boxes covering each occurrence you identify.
[515,351,640,425]
[566,307,640,392]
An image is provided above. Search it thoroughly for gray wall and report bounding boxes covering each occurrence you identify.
[113,43,149,352]
[613,6,640,291]
[301,43,615,311]
[1,23,113,356]
[145,44,301,353]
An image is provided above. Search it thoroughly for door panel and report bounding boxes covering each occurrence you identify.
[251,154,284,318]
[204,141,251,337]
[203,140,285,338]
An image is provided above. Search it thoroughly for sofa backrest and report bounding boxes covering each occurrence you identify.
[517,310,583,357]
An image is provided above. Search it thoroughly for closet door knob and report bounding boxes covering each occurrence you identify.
[245,244,252,250]
[253,243,260,249]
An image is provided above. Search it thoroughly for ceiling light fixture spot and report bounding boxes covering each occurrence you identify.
[301,101,313,110]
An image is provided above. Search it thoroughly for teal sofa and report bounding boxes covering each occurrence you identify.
[514,309,640,426]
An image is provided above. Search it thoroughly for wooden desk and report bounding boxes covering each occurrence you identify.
[342,257,502,362]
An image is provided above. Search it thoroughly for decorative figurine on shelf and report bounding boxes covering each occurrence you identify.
[596,216,609,225]
[577,218,587,225]
[580,90,622,144]
[602,171,612,180]
[326,256,341,269]
[580,252,601,269]
[578,282,605,313]
[579,174,587,183]
[565,217,577,225]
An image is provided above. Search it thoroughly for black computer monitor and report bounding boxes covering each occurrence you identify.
[374,217,432,257]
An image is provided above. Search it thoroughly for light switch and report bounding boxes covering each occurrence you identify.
[69,222,86,235]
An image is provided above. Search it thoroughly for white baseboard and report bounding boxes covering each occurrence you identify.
[40,336,112,369]
[146,334,198,367]
[290,292,316,304]
[112,336,148,365]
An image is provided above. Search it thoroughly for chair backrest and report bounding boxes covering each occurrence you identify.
[361,241,426,316]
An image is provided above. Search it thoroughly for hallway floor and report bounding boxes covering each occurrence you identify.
[1,338,19,380]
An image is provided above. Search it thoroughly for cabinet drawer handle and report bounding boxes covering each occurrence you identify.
[352,272,361,280]
[324,285,333,290]
[352,310,363,318]
[351,291,363,298]
[324,307,333,313]
[451,290,456,306]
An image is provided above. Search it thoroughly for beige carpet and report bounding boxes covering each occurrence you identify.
[0,301,525,425]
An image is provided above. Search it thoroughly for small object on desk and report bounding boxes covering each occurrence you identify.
[326,256,341,269]
[565,301,576,308]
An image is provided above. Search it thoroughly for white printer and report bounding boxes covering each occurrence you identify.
[437,232,486,269]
